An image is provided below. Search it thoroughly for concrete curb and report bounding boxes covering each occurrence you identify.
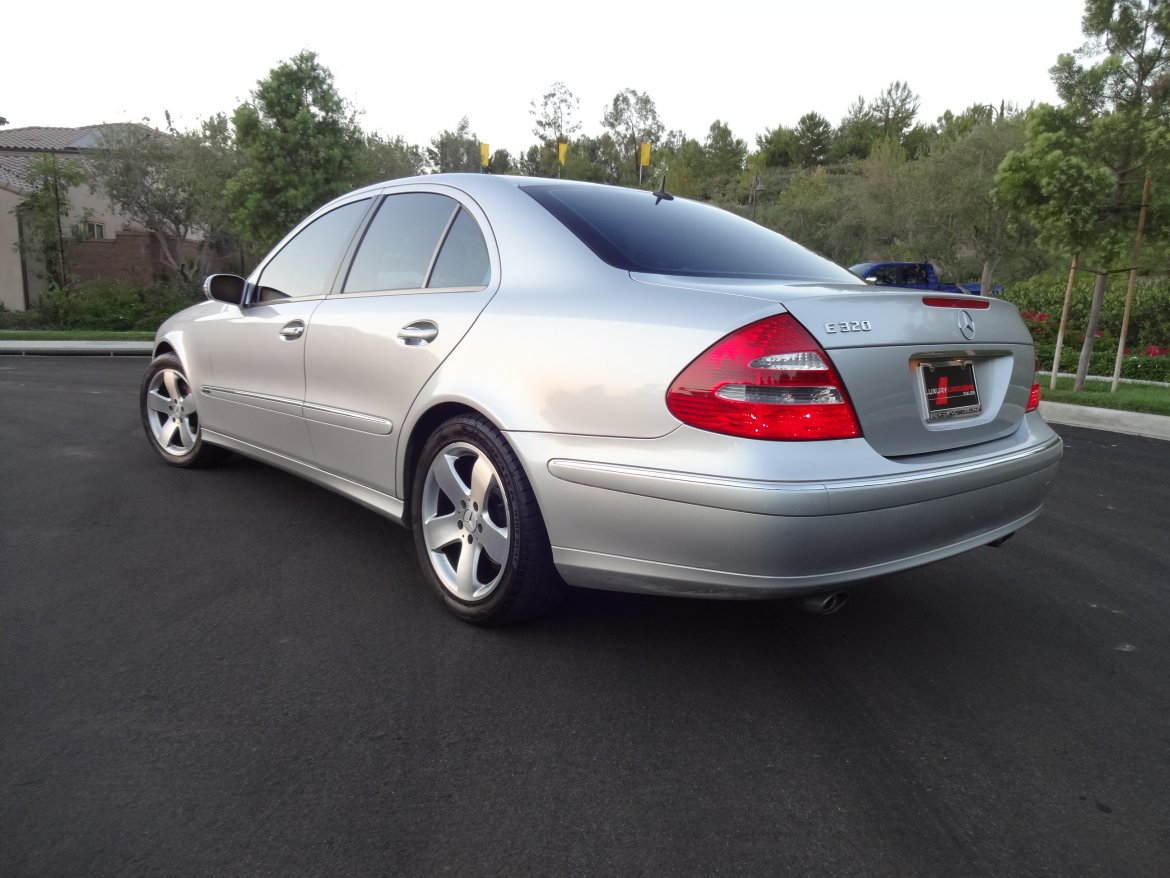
[3,341,1167,441]
[1038,401,1170,442]
[0,340,153,356]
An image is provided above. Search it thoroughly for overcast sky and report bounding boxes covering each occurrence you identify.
[8,0,1088,156]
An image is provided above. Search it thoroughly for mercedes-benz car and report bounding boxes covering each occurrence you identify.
[141,174,1062,625]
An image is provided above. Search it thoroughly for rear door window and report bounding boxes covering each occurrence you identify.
[344,193,488,293]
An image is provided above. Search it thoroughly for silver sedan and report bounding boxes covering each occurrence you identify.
[141,174,1062,624]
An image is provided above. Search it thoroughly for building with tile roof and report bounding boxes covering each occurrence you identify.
[0,125,174,311]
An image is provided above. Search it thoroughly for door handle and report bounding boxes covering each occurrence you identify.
[279,321,306,340]
[398,321,438,346]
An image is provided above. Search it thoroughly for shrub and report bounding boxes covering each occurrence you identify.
[1036,342,1170,382]
[21,278,202,331]
[1000,274,1170,349]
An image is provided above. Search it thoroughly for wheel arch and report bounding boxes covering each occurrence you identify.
[400,401,486,527]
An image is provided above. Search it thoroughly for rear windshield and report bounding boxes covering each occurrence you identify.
[522,183,857,282]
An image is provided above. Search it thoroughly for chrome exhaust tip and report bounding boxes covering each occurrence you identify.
[797,590,850,615]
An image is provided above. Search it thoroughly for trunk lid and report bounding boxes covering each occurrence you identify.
[781,288,1035,457]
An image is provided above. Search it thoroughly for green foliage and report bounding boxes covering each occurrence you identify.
[12,154,89,287]
[22,278,200,331]
[600,89,664,185]
[1041,376,1170,414]
[355,133,424,184]
[224,51,365,254]
[1037,341,1170,382]
[830,96,880,162]
[871,80,922,144]
[791,112,834,167]
[427,117,482,173]
[90,116,239,281]
[1001,273,1170,347]
[702,120,747,177]
[530,82,581,146]
[911,113,1032,288]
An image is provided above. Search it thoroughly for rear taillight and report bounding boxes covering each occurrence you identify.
[666,314,861,441]
[1026,354,1041,412]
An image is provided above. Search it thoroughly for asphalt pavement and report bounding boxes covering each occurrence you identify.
[2,355,1169,877]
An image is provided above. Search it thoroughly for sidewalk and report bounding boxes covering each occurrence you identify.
[2,339,1168,441]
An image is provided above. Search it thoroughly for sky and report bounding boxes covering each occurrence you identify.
[6,0,1089,157]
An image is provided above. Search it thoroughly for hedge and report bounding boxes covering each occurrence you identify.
[0,278,201,332]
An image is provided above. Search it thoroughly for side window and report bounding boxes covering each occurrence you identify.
[900,265,927,286]
[429,208,490,289]
[344,194,457,293]
[255,199,370,301]
[873,266,897,285]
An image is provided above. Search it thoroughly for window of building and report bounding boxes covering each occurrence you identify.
[85,222,105,239]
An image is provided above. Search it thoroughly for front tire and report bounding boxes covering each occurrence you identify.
[412,415,564,625]
[140,354,229,468]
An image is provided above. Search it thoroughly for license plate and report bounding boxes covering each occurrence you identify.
[920,360,981,421]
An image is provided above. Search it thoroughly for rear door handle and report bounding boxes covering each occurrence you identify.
[279,320,306,340]
[398,321,438,346]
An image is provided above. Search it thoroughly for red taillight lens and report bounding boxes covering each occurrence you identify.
[1026,354,1041,412]
[666,314,861,441]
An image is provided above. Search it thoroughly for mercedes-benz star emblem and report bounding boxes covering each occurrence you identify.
[958,310,976,340]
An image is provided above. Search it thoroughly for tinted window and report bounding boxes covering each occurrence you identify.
[256,199,370,300]
[428,209,490,288]
[523,184,856,282]
[344,193,457,292]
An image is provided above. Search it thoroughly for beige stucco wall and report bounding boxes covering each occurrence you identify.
[0,174,145,310]
[0,187,28,311]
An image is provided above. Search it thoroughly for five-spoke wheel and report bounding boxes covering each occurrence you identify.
[412,415,564,624]
[140,355,228,468]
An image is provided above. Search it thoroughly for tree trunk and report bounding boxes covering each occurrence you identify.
[1051,253,1078,390]
[1074,270,1108,392]
[979,259,996,296]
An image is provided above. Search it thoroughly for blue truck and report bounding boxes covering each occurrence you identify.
[848,262,1001,295]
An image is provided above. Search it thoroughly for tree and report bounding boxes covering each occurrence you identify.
[91,116,239,281]
[427,117,482,173]
[996,0,1170,390]
[872,80,922,144]
[791,112,835,168]
[600,89,665,185]
[831,96,880,161]
[756,125,799,167]
[355,133,424,185]
[913,112,1032,291]
[761,167,847,260]
[530,82,581,146]
[224,51,364,253]
[702,120,747,177]
[852,138,915,260]
[489,148,514,175]
[12,154,88,288]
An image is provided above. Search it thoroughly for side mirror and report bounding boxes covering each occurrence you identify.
[204,273,247,305]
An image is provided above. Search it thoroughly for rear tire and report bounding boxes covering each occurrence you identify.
[412,414,564,625]
[140,354,229,468]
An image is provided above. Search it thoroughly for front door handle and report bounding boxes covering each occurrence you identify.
[279,320,306,340]
[398,321,438,346]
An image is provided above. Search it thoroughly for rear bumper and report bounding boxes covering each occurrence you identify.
[510,419,1063,598]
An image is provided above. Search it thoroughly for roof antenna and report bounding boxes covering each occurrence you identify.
[653,176,674,205]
